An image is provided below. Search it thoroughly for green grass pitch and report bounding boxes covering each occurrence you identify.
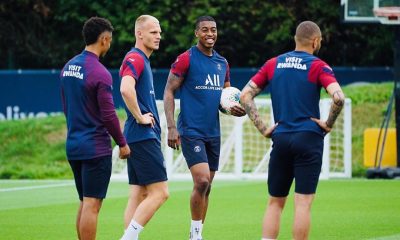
[0,179,399,239]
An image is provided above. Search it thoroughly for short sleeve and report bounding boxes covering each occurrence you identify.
[119,53,145,81]
[170,51,190,78]
[309,59,337,88]
[251,57,277,89]
[224,60,231,83]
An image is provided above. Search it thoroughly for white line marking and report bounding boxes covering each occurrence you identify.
[0,182,74,192]
[365,234,400,240]
[0,180,256,193]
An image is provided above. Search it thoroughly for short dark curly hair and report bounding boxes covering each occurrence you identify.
[195,16,216,30]
[82,17,114,46]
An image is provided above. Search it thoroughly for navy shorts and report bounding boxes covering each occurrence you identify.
[268,132,323,197]
[127,139,168,186]
[68,155,112,201]
[181,136,220,171]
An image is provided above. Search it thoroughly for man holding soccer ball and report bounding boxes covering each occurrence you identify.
[240,21,345,240]
[163,15,245,240]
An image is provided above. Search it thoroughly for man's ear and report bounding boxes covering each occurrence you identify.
[101,36,107,46]
[137,30,143,39]
[312,38,318,49]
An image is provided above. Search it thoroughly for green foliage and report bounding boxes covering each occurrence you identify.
[341,82,395,177]
[342,82,394,105]
[0,0,394,69]
[0,116,71,179]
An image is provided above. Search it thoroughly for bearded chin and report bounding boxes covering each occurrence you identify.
[101,51,107,58]
[313,45,321,56]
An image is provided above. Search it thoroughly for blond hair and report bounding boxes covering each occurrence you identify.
[135,15,159,33]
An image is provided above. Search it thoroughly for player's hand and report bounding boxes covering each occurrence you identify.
[263,123,278,138]
[230,103,246,117]
[311,117,332,135]
[137,112,155,128]
[167,127,181,150]
[119,144,131,159]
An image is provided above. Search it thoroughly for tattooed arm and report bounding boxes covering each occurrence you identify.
[240,80,277,138]
[163,71,185,149]
[311,82,345,133]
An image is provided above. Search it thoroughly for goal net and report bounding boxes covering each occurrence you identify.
[112,98,352,180]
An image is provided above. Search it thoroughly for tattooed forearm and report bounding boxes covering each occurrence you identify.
[326,90,345,128]
[244,100,268,136]
[332,91,345,107]
[246,81,258,90]
[164,93,176,128]
[241,81,268,136]
[163,72,184,128]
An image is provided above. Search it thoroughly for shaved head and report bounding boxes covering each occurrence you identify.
[135,15,159,33]
[295,21,321,46]
[133,14,162,56]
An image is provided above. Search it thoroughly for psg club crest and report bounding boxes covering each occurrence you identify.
[194,146,201,152]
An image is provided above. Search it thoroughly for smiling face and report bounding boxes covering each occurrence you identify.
[195,20,217,53]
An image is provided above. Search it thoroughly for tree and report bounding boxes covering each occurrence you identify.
[0,0,394,69]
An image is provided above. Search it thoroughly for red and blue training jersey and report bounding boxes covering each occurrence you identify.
[60,50,126,160]
[251,50,337,136]
[119,48,161,143]
[170,46,230,137]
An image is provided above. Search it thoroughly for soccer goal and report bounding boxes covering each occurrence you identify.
[112,98,352,180]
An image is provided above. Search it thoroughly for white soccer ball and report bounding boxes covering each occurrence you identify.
[219,87,241,115]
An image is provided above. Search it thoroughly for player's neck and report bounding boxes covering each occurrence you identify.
[294,46,313,55]
[196,43,213,56]
[135,43,153,58]
[84,45,101,58]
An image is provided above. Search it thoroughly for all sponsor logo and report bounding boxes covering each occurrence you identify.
[195,74,223,90]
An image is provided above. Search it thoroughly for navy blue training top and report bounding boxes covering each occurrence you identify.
[252,51,337,136]
[60,50,126,160]
[119,48,161,143]
[170,46,230,137]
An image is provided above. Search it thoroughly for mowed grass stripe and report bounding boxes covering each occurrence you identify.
[0,180,256,211]
[0,180,399,239]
